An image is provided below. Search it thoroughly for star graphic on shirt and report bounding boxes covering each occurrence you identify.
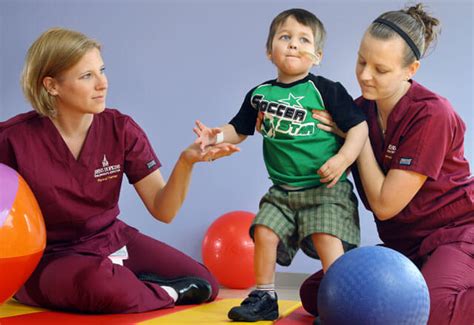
[278,93,305,108]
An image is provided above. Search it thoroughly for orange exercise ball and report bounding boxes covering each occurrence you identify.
[202,210,256,289]
[0,163,46,304]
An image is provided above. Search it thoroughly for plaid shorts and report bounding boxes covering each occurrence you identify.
[250,181,360,266]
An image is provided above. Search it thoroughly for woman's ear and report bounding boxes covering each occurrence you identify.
[406,60,420,80]
[43,76,58,96]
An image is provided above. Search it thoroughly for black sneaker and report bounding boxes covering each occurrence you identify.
[228,290,279,322]
[138,273,212,305]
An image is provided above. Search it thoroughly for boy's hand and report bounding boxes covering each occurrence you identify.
[317,153,350,188]
[193,120,223,151]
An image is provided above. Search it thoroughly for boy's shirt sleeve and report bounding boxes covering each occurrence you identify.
[316,77,366,132]
[229,88,259,136]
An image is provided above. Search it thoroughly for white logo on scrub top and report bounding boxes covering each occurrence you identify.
[102,154,109,167]
[385,144,397,160]
[94,154,121,181]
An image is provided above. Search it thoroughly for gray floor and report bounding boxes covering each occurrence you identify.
[218,272,309,300]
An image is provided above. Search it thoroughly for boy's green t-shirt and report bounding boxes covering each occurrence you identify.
[230,74,366,188]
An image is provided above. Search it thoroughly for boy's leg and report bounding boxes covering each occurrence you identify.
[228,187,297,322]
[297,181,359,267]
[421,241,474,325]
[228,224,280,322]
[254,225,279,286]
[295,182,359,319]
[311,233,344,272]
[299,234,348,318]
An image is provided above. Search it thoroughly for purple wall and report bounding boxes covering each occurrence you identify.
[1,0,472,273]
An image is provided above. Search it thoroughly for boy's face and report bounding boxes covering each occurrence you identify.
[268,16,321,83]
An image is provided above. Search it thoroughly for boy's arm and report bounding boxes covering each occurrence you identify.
[318,121,368,188]
[338,121,368,166]
[194,120,247,151]
[214,124,248,145]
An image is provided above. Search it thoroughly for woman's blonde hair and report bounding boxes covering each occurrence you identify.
[21,27,101,117]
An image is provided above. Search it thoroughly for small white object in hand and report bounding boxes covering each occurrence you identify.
[216,132,224,144]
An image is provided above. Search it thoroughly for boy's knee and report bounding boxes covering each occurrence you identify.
[254,225,279,245]
[311,232,341,245]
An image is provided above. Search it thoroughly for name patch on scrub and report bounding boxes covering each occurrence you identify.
[147,160,157,169]
[399,158,413,166]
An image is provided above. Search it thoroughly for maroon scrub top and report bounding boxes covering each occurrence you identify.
[354,80,474,259]
[0,109,161,256]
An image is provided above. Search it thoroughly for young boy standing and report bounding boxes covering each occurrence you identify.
[195,8,367,322]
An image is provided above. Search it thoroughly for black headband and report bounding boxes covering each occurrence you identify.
[373,18,421,60]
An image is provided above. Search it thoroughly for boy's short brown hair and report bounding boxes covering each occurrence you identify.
[266,8,326,54]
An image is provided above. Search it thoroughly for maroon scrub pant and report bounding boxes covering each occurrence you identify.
[299,242,474,325]
[14,232,219,313]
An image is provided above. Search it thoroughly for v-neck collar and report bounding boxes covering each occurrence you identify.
[44,115,97,164]
[372,80,416,141]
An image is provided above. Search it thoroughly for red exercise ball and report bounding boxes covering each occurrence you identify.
[0,163,46,305]
[202,211,256,289]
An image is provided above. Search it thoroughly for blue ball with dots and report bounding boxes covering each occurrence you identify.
[318,246,430,325]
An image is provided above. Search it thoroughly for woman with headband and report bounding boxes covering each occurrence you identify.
[300,4,474,324]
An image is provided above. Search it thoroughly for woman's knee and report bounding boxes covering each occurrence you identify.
[427,283,474,325]
[195,262,220,301]
[299,270,324,316]
[74,264,139,313]
[41,257,138,313]
[422,242,474,325]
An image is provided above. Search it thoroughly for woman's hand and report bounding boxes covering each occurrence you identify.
[181,142,240,165]
[256,112,264,133]
[193,120,223,151]
[312,110,346,138]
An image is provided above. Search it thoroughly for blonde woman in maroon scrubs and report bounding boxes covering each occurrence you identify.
[299,4,473,325]
[0,28,238,313]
